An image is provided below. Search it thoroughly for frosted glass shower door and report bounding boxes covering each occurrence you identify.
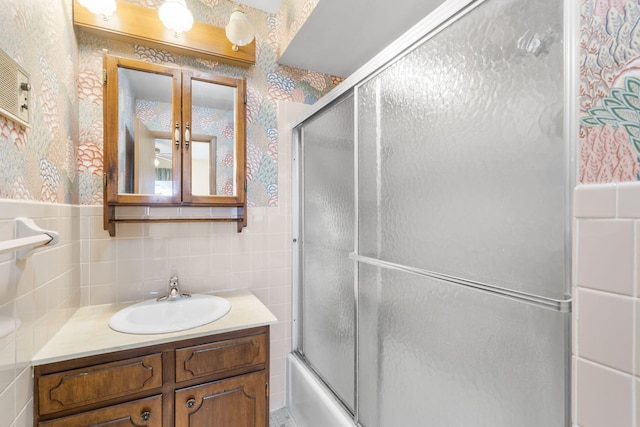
[356,0,569,425]
[357,0,566,299]
[299,95,355,411]
[358,265,569,427]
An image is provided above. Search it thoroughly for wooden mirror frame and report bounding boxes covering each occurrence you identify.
[102,53,247,236]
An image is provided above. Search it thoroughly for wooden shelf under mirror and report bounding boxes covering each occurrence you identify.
[102,54,247,236]
[73,0,255,67]
[104,205,247,236]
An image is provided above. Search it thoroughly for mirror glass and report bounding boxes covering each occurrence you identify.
[116,68,237,197]
[190,79,236,196]
[117,67,174,196]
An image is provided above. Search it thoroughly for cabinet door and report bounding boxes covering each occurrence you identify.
[181,71,246,206]
[175,372,266,427]
[38,395,162,427]
[104,55,182,205]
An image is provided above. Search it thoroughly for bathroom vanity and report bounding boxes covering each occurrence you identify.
[31,290,276,426]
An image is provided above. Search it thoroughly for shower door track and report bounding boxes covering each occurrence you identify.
[350,253,572,313]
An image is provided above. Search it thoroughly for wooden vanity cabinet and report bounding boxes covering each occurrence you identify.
[33,326,269,427]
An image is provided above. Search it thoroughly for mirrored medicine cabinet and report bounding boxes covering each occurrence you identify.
[102,54,247,236]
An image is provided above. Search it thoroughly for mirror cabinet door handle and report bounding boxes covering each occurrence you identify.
[185,122,191,149]
[174,122,181,148]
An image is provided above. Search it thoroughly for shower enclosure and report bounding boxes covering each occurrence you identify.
[291,0,574,425]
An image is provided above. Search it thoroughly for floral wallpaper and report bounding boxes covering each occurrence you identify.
[0,0,341,206]
[0,0,78,203]
[77,0,343,207]
[580,0,640,183]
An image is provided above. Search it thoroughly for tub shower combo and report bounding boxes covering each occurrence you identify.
[288,0,574,426]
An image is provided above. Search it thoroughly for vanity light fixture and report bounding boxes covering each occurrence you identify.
[225,8,254,52]
[73,0,255,67]
[158,0,194,37]
[78,0,116,19]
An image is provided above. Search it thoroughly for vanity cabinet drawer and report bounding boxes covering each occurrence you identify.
[175,334,266,382]
[37,354,163,416]
[38,395,162,427]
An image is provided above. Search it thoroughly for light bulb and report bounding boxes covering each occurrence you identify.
[78,0,116,19]
[225,9,254,51]
[159,0,194,37]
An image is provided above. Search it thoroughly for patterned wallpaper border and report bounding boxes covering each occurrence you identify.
[580,0,640,183]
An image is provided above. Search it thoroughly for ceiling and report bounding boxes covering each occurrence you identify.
[277,0,447,77]
[233,0,447,78]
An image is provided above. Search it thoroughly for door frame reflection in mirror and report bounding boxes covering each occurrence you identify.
[189,137,218,196]
[182,70,245,204]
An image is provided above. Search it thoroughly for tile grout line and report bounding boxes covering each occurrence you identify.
[573,213,580,426]
[627,182,637,427]
[633,217,637,427]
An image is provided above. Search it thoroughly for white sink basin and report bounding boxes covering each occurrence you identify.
[108,294,231,334]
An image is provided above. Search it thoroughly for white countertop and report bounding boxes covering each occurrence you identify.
[32,289,278,366]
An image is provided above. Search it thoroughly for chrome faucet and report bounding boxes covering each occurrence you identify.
[157,276,191,301]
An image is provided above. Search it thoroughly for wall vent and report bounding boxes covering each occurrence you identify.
[0,48,30,128]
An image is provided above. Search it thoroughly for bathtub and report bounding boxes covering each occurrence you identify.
[286,353,357,427]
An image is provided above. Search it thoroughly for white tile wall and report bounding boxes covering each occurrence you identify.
[573,183,617,218]
[573,182,640,427]
[577,288,633,373]
[575,358,633,427]
[0,199,80,427]
[576,220,634,295]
